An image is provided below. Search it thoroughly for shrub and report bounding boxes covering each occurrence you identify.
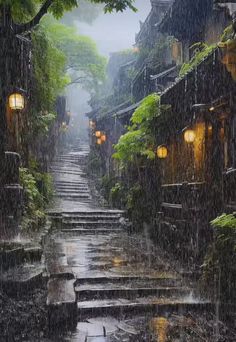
[19,166,53,231]
[202,213,236,301]
[179,43,216,78]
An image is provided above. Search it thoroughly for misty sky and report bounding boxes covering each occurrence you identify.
[67,0,151,131]
[75,0,151,56]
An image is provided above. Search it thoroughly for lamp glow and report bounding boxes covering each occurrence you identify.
[95,131,101,138]
[101,134,106,142]
[9,93,25,110]
[183,128,196,143]
[157,145,168,159]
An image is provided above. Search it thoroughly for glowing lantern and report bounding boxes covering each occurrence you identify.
[9,93,25,110]
[97,138,102,145]
[95,131,101,138]
[101,134,106,142]
[157,145,168,159]
[183,128,196,143]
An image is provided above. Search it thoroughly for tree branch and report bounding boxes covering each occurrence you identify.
[14,0,54,34]
[66,76,87,86]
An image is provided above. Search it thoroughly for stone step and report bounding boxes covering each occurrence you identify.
[77,298,212,318]
[55,187,89,191]
[62,215,121,221]
[47,278,77,326]
[55,194,91,199]
[52,171,86,176]
[54,181,88,186]
[76,276,183,287]
[62,221,121,227]
[0,262,44,296]
[56,191,90,196]
[62,210,124,216]
[75,285,191,301]
[61,228,122,234]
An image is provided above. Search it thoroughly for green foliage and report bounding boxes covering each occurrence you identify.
[89,0,136,13]
[87,149,104,175]
[0,0,77,23]
[113,94,160,162]
[42,15,107,93]
[179,43,216,78]
[113,129,155,162]
[126,183,151,230]
[19,164,54,230]
[211,213,236,229]
[221,24,234,42]
[202,213,236,301]
[131,93,160,128]
[32,112,57,136]
[110,182,126,208]
[32,24,69,112]
[0,0,135,26]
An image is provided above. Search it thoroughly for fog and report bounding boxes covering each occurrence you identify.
[66,0,151,138]
[75,0,151,56]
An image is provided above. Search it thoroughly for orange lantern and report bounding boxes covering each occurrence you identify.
[101,134,106,142]
[95,131,101,138]
[157,145,168,159]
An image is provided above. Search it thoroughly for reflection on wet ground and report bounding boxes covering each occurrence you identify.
[44,143,217,342]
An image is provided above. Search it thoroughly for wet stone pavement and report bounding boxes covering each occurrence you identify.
[44,142,215,341]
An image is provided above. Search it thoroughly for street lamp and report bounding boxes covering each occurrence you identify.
[157,145,168,159]
[9,93,25,111]
[183,127,196,143]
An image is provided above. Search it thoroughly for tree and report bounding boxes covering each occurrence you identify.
[0,0,136,34]
[0,0,135,155]
[43,16,106,93]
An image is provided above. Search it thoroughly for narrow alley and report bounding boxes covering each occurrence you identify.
[45,141,214,341]
[1,1,236,341]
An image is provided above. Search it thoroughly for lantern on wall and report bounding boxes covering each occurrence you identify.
[157,145,168,159]
[101,134,106,142]
[9,93,25,111]
[97,138,102,145]
[95,131,101,138]
[183,127,195,143]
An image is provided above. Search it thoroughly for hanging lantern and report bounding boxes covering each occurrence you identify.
[97,138,102,145]
[157,145,168,159]
[95,131,101,138]
[183,127,196,143]
[101,134,106,142]
[9,93,25,111]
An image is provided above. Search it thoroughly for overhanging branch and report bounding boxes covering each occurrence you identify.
[66,76,87,86]
[14,0,54,34]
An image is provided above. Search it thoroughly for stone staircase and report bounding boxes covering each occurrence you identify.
[45,142,211,341]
